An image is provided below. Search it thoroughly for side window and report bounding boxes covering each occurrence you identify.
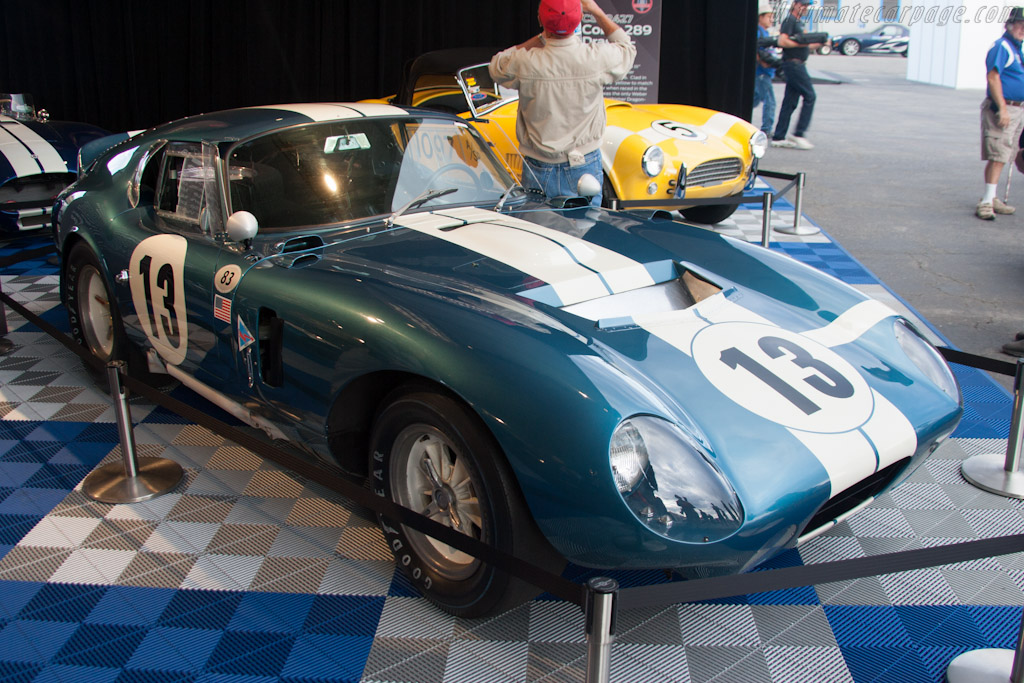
[154,146,209,231]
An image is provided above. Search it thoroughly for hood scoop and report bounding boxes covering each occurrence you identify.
[274,234,324,269]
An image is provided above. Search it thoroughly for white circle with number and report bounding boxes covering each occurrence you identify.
[215,265,242,293]
[651,120,708,142]
[692,322,873,433]
[129,234,188,366]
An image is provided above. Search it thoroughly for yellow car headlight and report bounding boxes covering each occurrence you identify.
[750,130,768,159]
[642,146,665,177]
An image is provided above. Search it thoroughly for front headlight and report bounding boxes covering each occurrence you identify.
[610,416,743,543]
[641,146,665,177]
[750,130,768,159]
[894,319,960,400]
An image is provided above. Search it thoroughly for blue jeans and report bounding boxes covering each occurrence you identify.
[753,72,776,136]
[523,150,603,207]
[773,60,816,140]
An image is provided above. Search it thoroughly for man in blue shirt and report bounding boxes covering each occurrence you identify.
[977,7,1024,220]
[754,2,779,137]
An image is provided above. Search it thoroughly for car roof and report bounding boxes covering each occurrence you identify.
[146,103,421,144]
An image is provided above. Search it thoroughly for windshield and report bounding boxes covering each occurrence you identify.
[456,65,518,118]
[226,116,515,230]
[0,94,36,120]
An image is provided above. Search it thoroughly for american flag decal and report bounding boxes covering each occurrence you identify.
[214,294,231,323]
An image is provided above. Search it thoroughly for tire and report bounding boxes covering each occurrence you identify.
[680,202,739,225]
[369,389,563,617]
[64,242,163,385]
[840,39,860,56]
[817,44,832,56]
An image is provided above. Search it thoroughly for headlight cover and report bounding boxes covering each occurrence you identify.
[894,318,959,400]
[641,146,665,177]
[750,130,768,159]
[610,416,743,543]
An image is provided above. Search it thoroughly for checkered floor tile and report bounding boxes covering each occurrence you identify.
[0,189,1020,683]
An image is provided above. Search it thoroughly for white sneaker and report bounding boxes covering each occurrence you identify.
[770,138,797,148]
[787,135,814,150]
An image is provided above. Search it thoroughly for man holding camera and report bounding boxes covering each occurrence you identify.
[771,0,822,150]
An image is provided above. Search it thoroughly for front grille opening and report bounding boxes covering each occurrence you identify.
[0,173,75,204]
[687,158,742,187]
[803,457,911,535]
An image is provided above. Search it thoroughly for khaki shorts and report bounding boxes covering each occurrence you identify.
[981,98,1024,163]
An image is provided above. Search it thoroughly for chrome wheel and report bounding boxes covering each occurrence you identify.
[391,424,483,579]
[78,264,115,359]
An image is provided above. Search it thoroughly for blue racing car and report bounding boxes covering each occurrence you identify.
[53,103,961,616]
[1,93,109,233]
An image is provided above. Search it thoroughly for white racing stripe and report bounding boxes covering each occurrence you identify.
[398,207,656,306]
[699,112,745,139]
[252,103,408,122]
[0,124,43,176]
[801,299,897,348]
[3,121,67,173]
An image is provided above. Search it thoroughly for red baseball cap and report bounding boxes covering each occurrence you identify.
[539,0,582,36]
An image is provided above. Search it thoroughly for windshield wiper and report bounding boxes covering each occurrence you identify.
[386,187,458,228]
[494,183,525,213]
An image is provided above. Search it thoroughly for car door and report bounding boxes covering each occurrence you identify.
[126,140,243,386]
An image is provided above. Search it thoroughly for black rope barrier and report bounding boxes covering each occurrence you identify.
[607,168,800,210]
[939,345,1018,377]
[617,534,1024,611]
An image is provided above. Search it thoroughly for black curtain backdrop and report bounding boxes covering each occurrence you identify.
[0,0,756,133]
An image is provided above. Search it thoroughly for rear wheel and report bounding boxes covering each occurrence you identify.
[680,202,739,225]
[370,389,562,617]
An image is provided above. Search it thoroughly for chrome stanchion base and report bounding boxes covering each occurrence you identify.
[773,222,821,236]
[961,453,1024,500]
[82,456,184,504]
[945,648,1015,682]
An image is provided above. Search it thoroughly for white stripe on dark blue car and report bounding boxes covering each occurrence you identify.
[398,207,656,307]
[2,119,67,173]
[252,103,409,122]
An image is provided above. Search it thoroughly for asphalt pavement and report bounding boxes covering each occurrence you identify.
[754,53,1022,391]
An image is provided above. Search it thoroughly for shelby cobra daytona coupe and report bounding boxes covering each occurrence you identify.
[1,93,109,233]
[364,49,767,225]
[54,103,961,616]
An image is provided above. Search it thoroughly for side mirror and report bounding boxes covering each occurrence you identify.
[226,210,259,244]
[577,173,601,198]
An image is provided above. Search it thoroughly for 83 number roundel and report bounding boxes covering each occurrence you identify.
[129,234,188,366]
[692,321,873,434]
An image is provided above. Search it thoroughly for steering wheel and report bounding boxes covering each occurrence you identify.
[424,163,483,194]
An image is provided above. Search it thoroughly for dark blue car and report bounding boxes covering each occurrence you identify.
[0,94,109,233]
[828,24,909,56]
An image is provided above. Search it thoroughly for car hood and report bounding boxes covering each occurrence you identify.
[296,204,960,502]
[0,117,107,180]
[286,201,958,507]
[603,101,753,165]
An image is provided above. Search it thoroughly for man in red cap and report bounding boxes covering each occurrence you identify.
[490,0,636,206]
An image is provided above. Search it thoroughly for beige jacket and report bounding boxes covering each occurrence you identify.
[489,29,636,164]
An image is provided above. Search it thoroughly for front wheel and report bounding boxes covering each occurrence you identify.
[64,242,165,385]
[817,44,832,55]
[840,39,861,56]
[680,202,739,225]
[370,389,562,617]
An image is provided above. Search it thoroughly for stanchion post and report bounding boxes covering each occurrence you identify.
[0,277,11,355]
[961,358,1024,498]
[792,171,805,232]
[760,191,773,248]
[82,360,184,504]
[584,577,618,683]
[946,607,1024,682]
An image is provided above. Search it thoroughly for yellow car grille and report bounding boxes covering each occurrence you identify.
[686,158,743,188]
